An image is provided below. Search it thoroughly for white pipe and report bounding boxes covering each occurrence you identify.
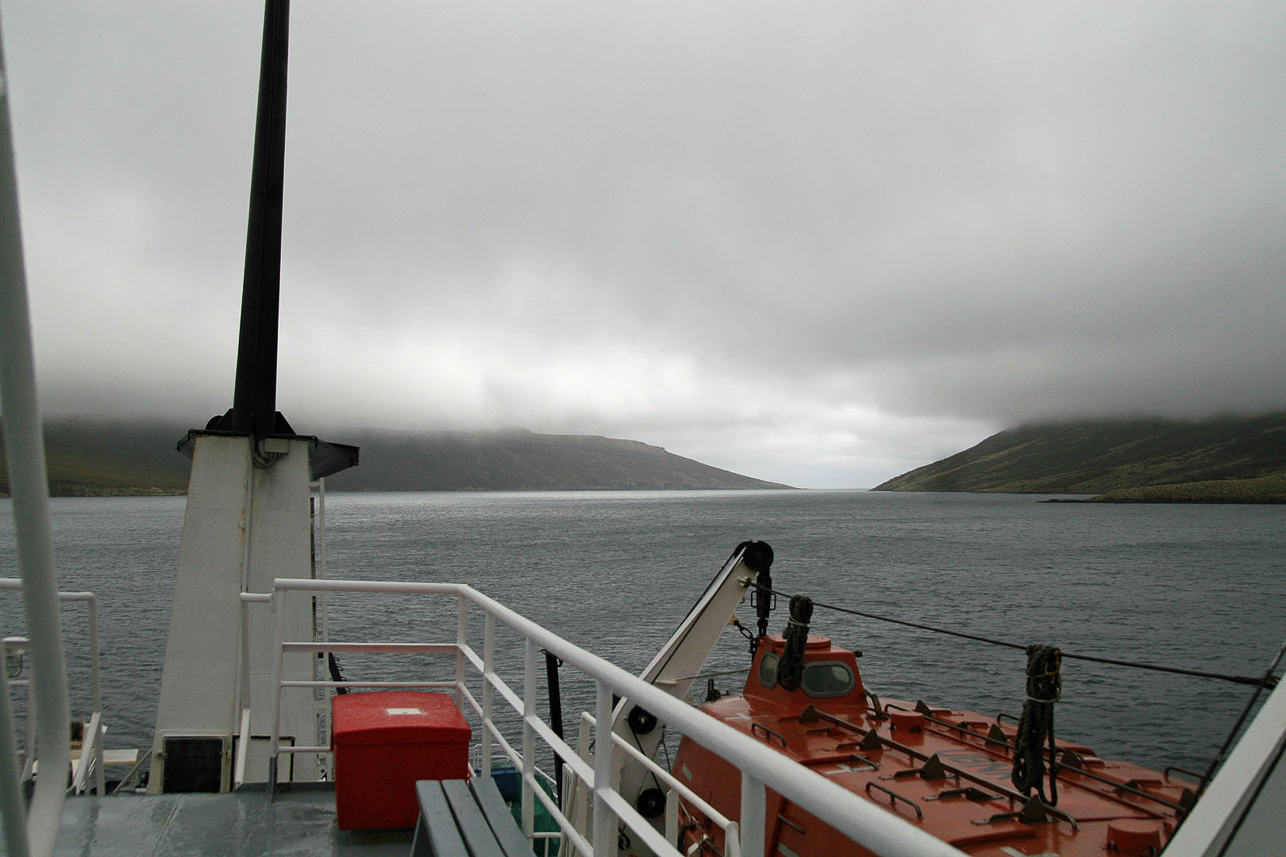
[231,440,257,728]
[0,15,70,853]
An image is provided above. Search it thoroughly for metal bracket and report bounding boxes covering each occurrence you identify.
[973,795,1052,826]
[751,721,787,748]
[882,752,949,781]
[864,782,923,819]
[924,786,1000,802]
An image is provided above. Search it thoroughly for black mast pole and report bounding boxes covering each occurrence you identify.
[229,0,290,437]
[182,0,357,479]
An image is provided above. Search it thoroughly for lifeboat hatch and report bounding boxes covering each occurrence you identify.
[888,709,925,733]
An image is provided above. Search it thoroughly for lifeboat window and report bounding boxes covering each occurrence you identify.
[801,662,855,697]
[759,652,780,689]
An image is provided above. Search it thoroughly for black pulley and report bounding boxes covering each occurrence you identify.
[741,540,774,572]
[627,705,658,735]
[636,787,666,819]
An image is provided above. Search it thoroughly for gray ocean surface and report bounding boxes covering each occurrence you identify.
[2,489,1284,777]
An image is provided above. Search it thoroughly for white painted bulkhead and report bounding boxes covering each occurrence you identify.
[1162,673,1286,856]
[150,433,319,792]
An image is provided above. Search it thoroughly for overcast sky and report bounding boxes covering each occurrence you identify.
[4,2,1283,488]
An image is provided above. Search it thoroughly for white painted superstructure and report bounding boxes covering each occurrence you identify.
[150,433,320,791]
[1163,667,1286,856]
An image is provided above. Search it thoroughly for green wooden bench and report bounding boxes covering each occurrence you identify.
[410,777,535,857]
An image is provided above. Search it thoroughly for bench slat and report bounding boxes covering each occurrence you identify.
[471,777,537,857]
[412,780,469,857]
[443,779,505,856]
[413,777,535,857]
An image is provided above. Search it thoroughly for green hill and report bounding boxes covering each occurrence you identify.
[872,412,1286,500]
[1,419,192,496]
[321,428,786,491]
[0,418,788,496]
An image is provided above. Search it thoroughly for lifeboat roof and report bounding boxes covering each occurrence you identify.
[670,635,1188,856]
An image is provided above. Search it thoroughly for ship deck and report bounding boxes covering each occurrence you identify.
[50,785,412,856]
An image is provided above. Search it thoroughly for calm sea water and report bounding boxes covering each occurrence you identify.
[2,490,1283,776]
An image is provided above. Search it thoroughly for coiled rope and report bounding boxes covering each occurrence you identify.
[1011,645,1062,804]
[777,595,813,691]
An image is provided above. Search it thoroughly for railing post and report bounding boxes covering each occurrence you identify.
[481,612,495,779]
[267,587,287,795]
[21,677,35,781]
[71,712,101,794]
[455,594,468,712]
[593,679,615,857]
[522,638,537,844]
[666,788,679,852]
[234,707,252,789]
[724,823,743,857]
[739,772,765,857]
[85,596,105,795]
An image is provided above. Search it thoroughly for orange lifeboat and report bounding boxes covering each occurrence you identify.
[672,634,1192,857]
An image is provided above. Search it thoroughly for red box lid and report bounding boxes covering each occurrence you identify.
[332,691,471,747]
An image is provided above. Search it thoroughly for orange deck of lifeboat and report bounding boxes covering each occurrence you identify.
[672,634,1194,857]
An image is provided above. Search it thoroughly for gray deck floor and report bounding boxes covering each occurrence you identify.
[48,785,413,856]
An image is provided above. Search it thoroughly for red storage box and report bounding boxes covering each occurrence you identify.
[332,691,471,830]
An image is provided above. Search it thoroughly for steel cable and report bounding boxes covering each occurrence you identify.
[754,583,1278,689]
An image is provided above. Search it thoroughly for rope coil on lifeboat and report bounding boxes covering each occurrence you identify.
[777,595,813,692]
[1011,644,1062,805]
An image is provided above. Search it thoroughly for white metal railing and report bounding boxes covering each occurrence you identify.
[574,710,740,857]
[0,582,107,798]
[255,577,967,857]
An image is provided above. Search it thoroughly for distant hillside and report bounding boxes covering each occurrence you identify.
[872,412,1286,498]
[0,418,788,496]
[1088,473,1286,504]
[0,419,192,496]
[321,428,787,491]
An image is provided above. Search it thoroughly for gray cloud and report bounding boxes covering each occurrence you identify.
[5,1,1284,487]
